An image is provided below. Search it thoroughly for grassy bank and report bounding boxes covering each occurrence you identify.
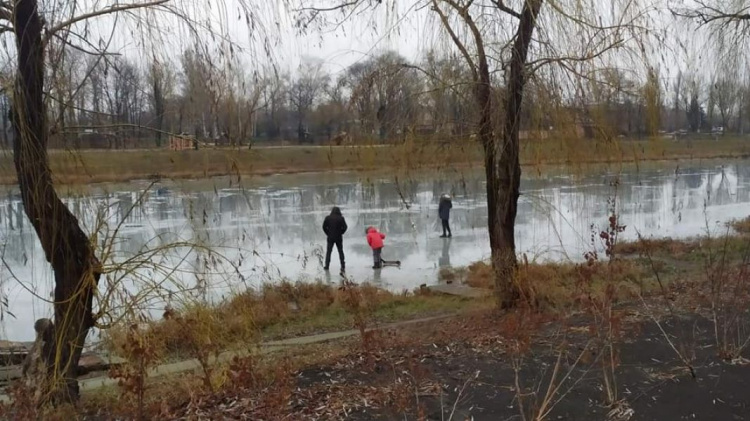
[0,136,748,185]
[4,232,750,419]
[104,280,490,362]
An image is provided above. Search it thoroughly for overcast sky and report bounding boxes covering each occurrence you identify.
[58,0,435,76]
[0,0,737,90]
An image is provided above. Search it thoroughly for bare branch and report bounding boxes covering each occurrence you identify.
[430,0,478,81]
[297,1,359,12]
[527,38,626,74]
[491,0,521,19]
[546,0,651,32]
[671,0,750,26]
[45,0,170,42]
[51,32,120,57]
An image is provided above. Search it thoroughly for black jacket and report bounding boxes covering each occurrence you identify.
[438,197,452,220]
[323,207,348,240]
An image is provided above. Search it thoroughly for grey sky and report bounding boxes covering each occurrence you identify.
[0,0,738,96]
[43,0,431,75]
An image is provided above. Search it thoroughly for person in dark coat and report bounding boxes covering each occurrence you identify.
[438,194,452,238]
[322,206,347,272]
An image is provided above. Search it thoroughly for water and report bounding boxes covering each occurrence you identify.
[1,160,749,341]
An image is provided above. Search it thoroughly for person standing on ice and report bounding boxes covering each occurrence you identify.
[438,194,453,238]
[322,206,347,273]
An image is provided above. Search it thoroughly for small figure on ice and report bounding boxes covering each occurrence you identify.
[366,226,400,269]
[439,194,453,238]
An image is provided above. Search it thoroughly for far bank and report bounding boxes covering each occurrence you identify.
[0,137,748,185]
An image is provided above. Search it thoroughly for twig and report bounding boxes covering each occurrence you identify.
[448,370,478,421]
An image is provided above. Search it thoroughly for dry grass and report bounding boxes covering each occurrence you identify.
[614,237,701,258]
[446,260,646,309]
[729,216,750,234]
[104,281,479,361]
[0,136,747,185]
[464,261,494,289]
[615,236,750,263]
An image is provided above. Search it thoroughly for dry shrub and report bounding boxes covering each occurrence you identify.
[412,285,433,296]
[464,261,494,289]
[107,324,164,420]
[466,260,643,309]
[615,237,698,258]
[144,303,247,361]
[729,216,750,234]
[0,382,38,420]
[438,266,463,283]
[107,303,239,394]
[338,281,389,350]
[1,384,102,420]
[227,280,336,329]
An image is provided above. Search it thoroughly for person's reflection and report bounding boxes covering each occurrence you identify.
[439,238,452,268]
[373,268,382,283]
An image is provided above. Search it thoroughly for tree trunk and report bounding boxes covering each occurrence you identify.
[12,0,100,402]
[479,0,543,309]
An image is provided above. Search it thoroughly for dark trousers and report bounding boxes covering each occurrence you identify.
[372,247,382,268]
[325,237,345,270]
[441,219,452,236]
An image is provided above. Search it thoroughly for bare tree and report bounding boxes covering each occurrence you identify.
[216,63,264,147]
[344,60,378,137]
[714,74,739,132]
[422,51,475,138]
[289,59,329,142]
[180,47,223,140]
[149,59,173,147]
[642,67,662,136]
[107,57,143,147]
[313,74,350,141]
[259,73,290,140]
[671,71,683,132]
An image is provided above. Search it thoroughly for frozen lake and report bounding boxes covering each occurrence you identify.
[1,160,748,341]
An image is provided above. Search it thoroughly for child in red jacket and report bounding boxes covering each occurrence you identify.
[366,227,386,269]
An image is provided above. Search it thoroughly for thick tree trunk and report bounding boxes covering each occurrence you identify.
[478,0,543,309]
[12,0,100,402]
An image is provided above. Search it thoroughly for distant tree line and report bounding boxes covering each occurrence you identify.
[2,46,749,150]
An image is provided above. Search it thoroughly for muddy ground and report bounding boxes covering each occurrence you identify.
[172,305,750,421]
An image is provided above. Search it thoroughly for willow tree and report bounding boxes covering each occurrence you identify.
[294,0,649,308]
[2,0,261,402]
